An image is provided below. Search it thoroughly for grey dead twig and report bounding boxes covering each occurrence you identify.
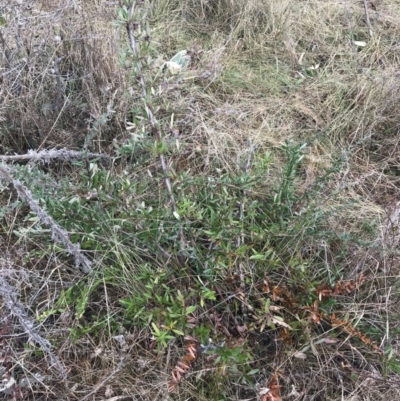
[53,56,65,115]
[0,148,108,163]
[0,274,67,379]
[0,164,92,273]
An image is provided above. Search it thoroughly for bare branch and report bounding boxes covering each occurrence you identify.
[0,164,92,273]
[0,148,108,163]
[0,276,67,379]
[53,56,65,115]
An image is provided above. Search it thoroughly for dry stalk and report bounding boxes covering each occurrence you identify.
[124,3,186,252]
[0,164,92,273]
[362,0,374,37]
[237,140,257,246]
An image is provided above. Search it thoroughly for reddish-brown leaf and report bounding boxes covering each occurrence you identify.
[168,337,200,392]
[262,373,282,401]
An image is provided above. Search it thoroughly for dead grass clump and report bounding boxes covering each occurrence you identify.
[166,0,290,39]
[0,0,126,154]
[152,0,400,162]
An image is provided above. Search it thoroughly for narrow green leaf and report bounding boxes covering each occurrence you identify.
[151,322,160,335]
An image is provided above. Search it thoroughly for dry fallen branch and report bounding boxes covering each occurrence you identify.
[0,275,67,379]
[0,164,92,273]
[0,148,108,163]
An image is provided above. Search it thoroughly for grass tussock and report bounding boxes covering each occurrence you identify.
[1,0,400,400]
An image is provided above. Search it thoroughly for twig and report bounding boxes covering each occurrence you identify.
[53,56,65,115]
[244,140,257,174]
[383,201,400,239]
[83,96,116,151]
[0,30,11,68]
[0,148,108,162]
[362,0,374,37]
[0,164,92,273]
[0,276,67,379]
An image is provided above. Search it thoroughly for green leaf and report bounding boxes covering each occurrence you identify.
[118,7,129,21]
[247,369,260,375]
[151,322,160,335]
[264,298,271,312]
[249,254,266,260]
[186,305,197,314]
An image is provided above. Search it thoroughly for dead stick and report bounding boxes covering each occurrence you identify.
[0,148,107,162]
[0,165,92,273]
[53,56,65,114]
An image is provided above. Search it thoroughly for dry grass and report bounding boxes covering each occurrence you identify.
[1,0,400,400]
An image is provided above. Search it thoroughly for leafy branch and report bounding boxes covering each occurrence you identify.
[123,4,178,216]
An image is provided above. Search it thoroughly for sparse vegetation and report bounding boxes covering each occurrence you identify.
[1,0,400,400]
